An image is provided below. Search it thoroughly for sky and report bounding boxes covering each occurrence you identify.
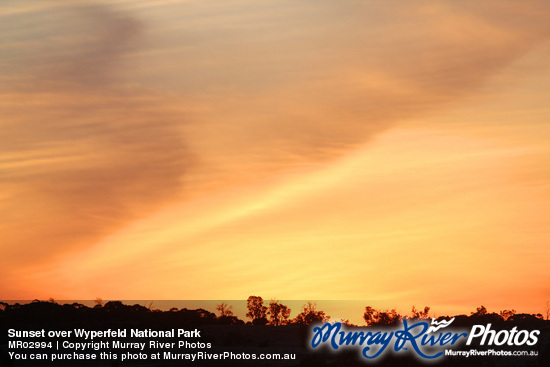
[1,0,549,321]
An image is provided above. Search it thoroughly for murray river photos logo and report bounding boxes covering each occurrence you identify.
[310,318,540,361]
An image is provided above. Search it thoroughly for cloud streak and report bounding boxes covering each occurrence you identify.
[0,1,142,89]
[1,0,550,308]
[0,2,188,280]
[141,0,550,172]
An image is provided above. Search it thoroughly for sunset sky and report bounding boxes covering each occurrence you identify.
[1,0,549,320]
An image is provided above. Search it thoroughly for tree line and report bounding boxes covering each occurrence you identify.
[235,296,549,327]
[1,298,548,328]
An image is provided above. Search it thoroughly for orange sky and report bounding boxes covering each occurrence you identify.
[1,0,549,321]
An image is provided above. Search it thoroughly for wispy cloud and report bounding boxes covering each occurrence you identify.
[1,0,550,309]
[0,2,188,279]
[0,2,142,89]
[138,0,550,169]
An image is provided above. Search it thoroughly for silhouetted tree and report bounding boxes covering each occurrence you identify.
[216,302,234,317]
[363,306,375,325]
[246,296,267,323]
[338,319,356,326]
[471,305,488,316]
[268,300,291,326]
[499,309,516,321]
[363,306,401,326]
[293,302,328,325]
[94,298,103,308]
[410,306,430,320]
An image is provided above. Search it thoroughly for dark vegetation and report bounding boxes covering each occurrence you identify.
[0,299,548,366]
[0,298,546,329]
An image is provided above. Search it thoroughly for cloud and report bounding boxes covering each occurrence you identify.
[2,0,550,300]
[144,0,550,171]
[0,2,142,90]
[0,3,188,277]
